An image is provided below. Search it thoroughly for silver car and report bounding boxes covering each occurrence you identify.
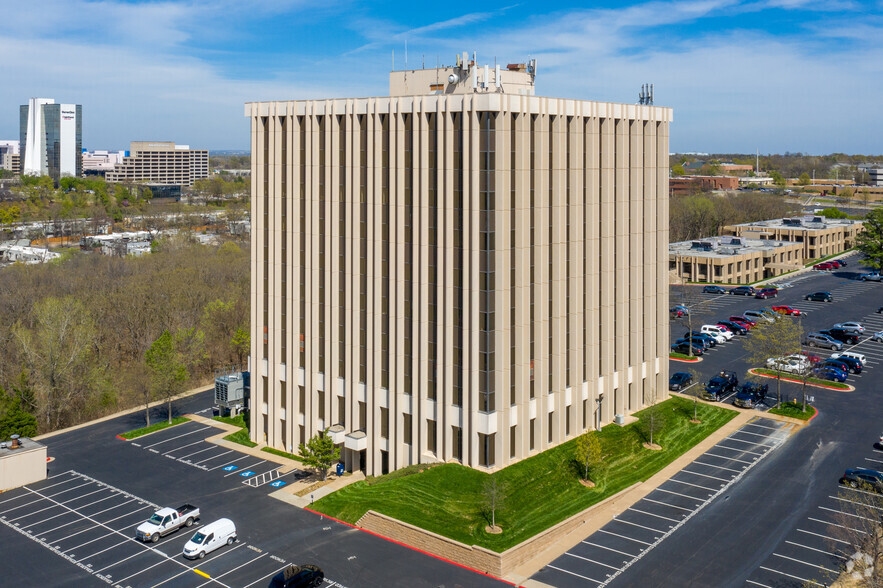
[804,332,843,350]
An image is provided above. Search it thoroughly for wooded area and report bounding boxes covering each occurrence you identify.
[0,236,250,434]
[669,191,798,242]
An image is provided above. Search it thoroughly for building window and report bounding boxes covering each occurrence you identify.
[479,111,496,413]
[427,419,437,454]
[479,433,495,467]
[380,407,389,439]
[510,425,516,459]
[529,418,536,451]
[452,426,462,460]
[403,414,412,444]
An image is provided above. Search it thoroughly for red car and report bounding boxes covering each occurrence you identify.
[814,262,834,271]
[828,260,842,268]
[799,351,822,364]
[729,316,755,329]
[772,305,800,316]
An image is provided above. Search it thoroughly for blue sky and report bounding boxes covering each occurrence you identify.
[2,0,881,153]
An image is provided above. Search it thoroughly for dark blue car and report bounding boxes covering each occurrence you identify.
[669,372,694,391]
[813,366,847,382]
[703,285,727,294]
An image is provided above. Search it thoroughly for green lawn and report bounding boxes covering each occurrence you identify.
[312,396,737,552]
[769,401,817,420]
[262,446,302,463]
[213,413,257,448]
[753,368,850,390]
[120,416,188,440]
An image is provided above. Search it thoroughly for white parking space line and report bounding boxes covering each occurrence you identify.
[597,528,654,546]
[808,517,867,535]
[178,446,219,460]
[209,454,252,471]
[195,551,267,587]
[60,532,111,552]
[102,505,158,526]
[797,528,850,545]
[668,478,717,492]
[546,564,604,584]
[715,443,765,457]
[680,469,733,483]
[143,426,211,449]
[703,452,754,465]
[743,422,779,431]
[692,460,742,474]
[628,507,681,523]
[758,566,823,586]
[772,552,838,574]
[611,517,665,534]
[785,540,842,559]
[41,499,140,540]
[91,545,155,574]
[195,450,235,465]
[163,439,207,455]
[78,537,131,561]
[724,436,775,449]
[24,495,117,527]
[654,488,702,504]
[582,540,638,558]
[224,460,267,477]
[829,494,883,511]
[564,551,622,571]
[745,579,773,587]
[242,566,290,588]
[0,495,55,515]
[736,430,778,439]
[642,497,694,513]
[819,505,876,522]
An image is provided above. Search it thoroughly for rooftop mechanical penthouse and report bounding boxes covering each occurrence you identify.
[246,55,673,476]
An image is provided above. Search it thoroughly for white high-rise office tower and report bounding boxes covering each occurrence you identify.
[20,98,82,180]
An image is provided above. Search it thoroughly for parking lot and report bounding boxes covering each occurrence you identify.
[531,418,794,587]
[0,470,343,588]
[127,420,309,490]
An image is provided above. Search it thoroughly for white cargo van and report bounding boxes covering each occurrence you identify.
[183,518,237,559]
[701,324,733,341]
[830,351,867,365]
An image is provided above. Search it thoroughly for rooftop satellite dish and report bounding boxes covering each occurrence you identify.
[448,73,460,84]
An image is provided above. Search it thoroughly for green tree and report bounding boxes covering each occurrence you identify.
[671,163,685,176]
[856,208,883,271]
[769,170,786,187]
[742,316,803,407]
[574,430,602,482]
[231,327,250,368]
[798,172,811,186]
[0,384,38,440]
[298,428,341,481]
[145,330,188,424]
[639,386,667,448]
[818,207,848,219]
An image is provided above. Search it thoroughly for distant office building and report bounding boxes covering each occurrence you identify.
[669,237,803,284]
[0,140,19,172]
[19,98,82,180]
[106,141,208,187]
[721,216,863,261]
[82,150,127,175]
[246,55,672,476]
[868,168,883,187]
[669,175,738,196]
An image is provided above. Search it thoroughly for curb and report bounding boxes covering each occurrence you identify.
[670,356,702,363]
[747,368,855,392]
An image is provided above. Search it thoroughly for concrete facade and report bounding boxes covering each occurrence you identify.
[0,438,47,491]
[106,141,208,187]
[669,237,804,284]
[246,65,672,476]
[721,216,864,261]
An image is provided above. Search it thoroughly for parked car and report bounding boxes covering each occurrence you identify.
[703,285,728,294]
[805,291,833,302]
[813,262,835,271]
[766,355,810,374]
[183,518,237,559]
[830,351,867,365]
[670,305,690,318]
[819,329,860,345]
[834,322,864,334]
[878,307,883,314]
[823,358,852,373]
[836,259,848,266]
[730,286,757,296]
[826,356,862,374]
[804,332,843,350]
[717,320,747,335]
[872,331,883,342]
[772,305,801,316]
[743,309,775,323]
[813,366,848,382]
[669,372,694,391]
[860,272,883,282]
[828,260,843,268]
[799,351,822,364]
[839,468,883,492]
[701,324,733,341]
[269,564,325,588]
[683,332,718,347]
[136,505,200,543]
[755,287,778,299]
[729,316,756,328]
[671,341,704,356]
[733,383,768,408]
[702,371,739,401]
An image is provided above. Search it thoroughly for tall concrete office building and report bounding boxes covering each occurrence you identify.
[246,56,672,475]
[20,98,82,180]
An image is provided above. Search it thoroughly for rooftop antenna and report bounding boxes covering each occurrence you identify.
[638,83,654,105]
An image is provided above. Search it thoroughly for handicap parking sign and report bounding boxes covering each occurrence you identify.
[240,471,255,478]
[269,480,286,488]
[223,465,239,472]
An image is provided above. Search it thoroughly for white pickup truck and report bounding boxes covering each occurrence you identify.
[136,504,200,543]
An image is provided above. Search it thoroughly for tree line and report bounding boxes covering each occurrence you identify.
[670,191,798,242]
[0,235,250,436]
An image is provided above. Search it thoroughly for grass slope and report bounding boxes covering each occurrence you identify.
[213,414,257,448]
[313,396,737,552]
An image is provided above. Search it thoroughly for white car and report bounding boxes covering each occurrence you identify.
[834,322,864,334]
[830,351,867,364]
[701,324,734,341]
[766,355,810,374]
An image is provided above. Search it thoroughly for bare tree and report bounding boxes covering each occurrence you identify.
[742,315,803,408]
[830,486,883,587]
[482,478,507,532]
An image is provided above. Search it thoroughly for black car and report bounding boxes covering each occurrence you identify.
[671,341,704,356]
[269,564,325,588]
[829,355,863,374]
[822,358,851,373]
[683,332,717,347]
[675,337,710,350]
[733,383,768,408]
[805,291,833,302]
[717,320,747,335]
[840,468,883,492]
[819,329,860,345]
[703,285,727,294]
[730,286,756,296]
[669,372,694,391]
[701,371,739,401]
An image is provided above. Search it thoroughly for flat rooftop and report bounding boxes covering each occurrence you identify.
[669,236,799,259]
[728,216,862,232]
[0,437,45,458]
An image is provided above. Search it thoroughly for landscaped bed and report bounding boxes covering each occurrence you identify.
[213,413,257,447]
[312,396,737,552]
[768,401,817,421]
[670,352,701,362]
[119,416,189,440]
[751,368,851,390]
